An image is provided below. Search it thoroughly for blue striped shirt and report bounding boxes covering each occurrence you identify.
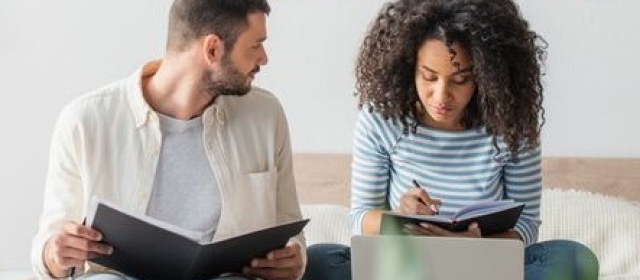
[350,110,542,245]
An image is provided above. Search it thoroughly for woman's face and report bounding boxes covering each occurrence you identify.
[414,39,476,131]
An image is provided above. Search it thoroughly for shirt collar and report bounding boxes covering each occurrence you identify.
[128,60,162,128]
[127,60,231,128]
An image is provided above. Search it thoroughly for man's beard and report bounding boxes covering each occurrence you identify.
[204,56,259,97]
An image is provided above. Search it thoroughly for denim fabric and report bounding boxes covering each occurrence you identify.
[525,240,599,280]
[77,272,253,280]
[303,243,353,280]
[304,239,598,280]
[76,272,132,280]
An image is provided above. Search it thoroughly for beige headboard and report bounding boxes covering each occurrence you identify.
[293,154,640,207]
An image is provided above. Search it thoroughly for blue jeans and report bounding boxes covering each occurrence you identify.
[302,240,599,280]
[77,272,253,280]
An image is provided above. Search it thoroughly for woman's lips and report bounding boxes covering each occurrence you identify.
[430,104,452,115]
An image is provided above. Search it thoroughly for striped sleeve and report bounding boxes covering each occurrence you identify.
[349,110,398,235]
[503,145,542,245]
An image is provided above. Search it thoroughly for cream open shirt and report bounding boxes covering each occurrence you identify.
[31,61,306,279]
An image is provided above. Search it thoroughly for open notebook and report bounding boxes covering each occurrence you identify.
[86,198,308,280]
[382,200,525,235]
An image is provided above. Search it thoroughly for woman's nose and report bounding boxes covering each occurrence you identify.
[432,81,451,103]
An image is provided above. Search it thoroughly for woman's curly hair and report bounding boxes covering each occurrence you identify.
[356,0,547,157]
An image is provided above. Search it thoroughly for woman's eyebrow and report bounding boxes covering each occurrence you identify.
[452,66,474,75]
[420,65,474,75]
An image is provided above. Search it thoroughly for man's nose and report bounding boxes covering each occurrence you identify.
[258,47,268,66]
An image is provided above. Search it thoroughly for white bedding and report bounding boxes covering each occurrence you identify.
[301,188,640,279]
[5,188,638,280]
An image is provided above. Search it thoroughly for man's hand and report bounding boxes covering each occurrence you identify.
[43,221,113,277]
[243,241,304,280]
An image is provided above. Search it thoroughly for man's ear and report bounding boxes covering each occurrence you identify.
[202,34,224,66]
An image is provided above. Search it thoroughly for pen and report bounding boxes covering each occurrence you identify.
[69,218,87,279]
[68,266,76,279]
[412,180,440,215]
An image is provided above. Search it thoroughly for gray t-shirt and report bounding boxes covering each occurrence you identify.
[146,113,221,242]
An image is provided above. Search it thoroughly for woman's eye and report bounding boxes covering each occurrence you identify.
[422,74,437,82]
[452,75,471,85]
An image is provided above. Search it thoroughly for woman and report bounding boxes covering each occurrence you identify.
[303,0,599,279]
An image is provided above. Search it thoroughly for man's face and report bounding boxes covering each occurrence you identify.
[205,12,268,97]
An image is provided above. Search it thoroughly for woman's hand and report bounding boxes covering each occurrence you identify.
[404,222,482,238]
[397,185,442,215]
[243,241,304,280]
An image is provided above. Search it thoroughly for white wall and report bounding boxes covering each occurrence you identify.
[517,0,640,158]
[1,0,639,270]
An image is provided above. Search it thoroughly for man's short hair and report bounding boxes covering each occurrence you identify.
[166,0,270,51]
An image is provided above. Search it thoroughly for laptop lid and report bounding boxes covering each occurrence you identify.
[351,235,524,280]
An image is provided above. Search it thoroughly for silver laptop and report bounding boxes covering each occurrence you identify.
[351,235,524,280]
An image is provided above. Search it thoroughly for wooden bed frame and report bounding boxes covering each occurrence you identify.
[293,154,640,206]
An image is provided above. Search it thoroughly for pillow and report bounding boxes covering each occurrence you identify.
[301,204,350,246]
[539,189,640,278]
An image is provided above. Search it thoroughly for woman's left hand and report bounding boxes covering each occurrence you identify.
[404,222,482,238]
[243,241,304,280]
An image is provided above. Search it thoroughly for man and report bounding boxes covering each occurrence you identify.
[31,0,306,279]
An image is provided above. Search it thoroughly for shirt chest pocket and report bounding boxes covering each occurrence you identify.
[236,168,278,228]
